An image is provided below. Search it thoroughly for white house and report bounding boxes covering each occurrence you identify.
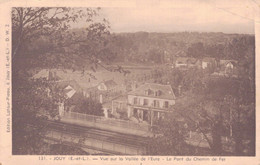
[202,57,216,69]
[127,83,176,125]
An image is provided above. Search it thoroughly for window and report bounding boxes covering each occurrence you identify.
[153,100,159,107]
[118,103,122,109]
[155,90,161,96]
[133,108,138,117]
[133,97,138,105]
[143,99,148,106]
[164,101,169,108]
[145,89,152,95]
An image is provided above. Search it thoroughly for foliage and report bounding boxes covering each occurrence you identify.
[148,48,164,63]
[75,98,103,116]
[12,7,112,71]
[158,47,255,156]
[187,42,205,59]
[12,7,113,154]
[159,68,205,95]
[12,73,64,154]
[172,70,255,155]
[91,32,254,64]
[148,113,191,155]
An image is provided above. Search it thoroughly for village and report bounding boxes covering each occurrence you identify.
[11,7,255,156]
[31,56,239,137]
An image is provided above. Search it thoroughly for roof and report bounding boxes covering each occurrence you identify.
[67,92,84,104]
[112,95,128,102]
[175,57,199,65]
[32,69,61,81]
[220,60,238,66]
[56,80,82,92]
[202,57,216,63]
[128,83,176,100]
[31,68,128,91]
[101,80,118,89]
[54,80,82,100]
[174,50,186,56]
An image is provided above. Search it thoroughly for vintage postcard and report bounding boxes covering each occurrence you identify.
[0,0,259,164]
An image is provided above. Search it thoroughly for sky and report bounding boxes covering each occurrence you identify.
[73,0,259,34]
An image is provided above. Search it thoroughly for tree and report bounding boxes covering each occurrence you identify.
[187,42,205,59]
[170,57,255,155]
[148,113,191,155]
[228,36,255,61]
[12,72,64,154]
[148,48,164,64]
[12,7,111,154]
[205,44,225,60]
[12,7,111,71]
[76,98,103,116]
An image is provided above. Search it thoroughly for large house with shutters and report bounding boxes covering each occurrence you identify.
[127,83,176,125]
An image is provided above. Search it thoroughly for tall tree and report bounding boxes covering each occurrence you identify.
[12,72,65,154]
[148,113,191,155]
[12,7,111,71]
[12,7,111,154]
[187,42,205,59]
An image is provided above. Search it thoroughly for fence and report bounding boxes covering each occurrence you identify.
[63,111,150,132]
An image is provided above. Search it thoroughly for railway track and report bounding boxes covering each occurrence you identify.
[44,120,150,147]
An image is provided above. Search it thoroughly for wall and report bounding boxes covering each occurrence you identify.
[128,94,175,109]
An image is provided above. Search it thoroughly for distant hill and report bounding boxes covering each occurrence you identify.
[108,31,255,64]
[15,30,255,69]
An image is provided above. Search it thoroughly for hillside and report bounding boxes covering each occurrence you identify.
[109,32,255,64]
[15,31,255,69]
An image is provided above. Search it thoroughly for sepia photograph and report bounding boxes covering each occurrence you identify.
[10,1,256,157]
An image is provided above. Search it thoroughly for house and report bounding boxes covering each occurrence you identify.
[175,57,201,69]
[111,95,128,118]
[127,83,176,125]
[82,86,99,101]
[97,79,122,104]
[219,60,238,75]
[57,80,83,94]
[201,57,216,70]
[55,80,84,115]
[97,80,118,93]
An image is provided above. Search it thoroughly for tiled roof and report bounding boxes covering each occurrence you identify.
[128,83,176,100]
